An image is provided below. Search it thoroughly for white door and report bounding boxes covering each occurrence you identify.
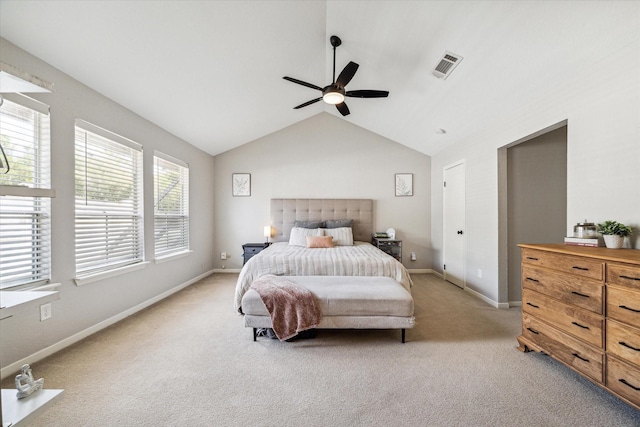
[443,161,465,288]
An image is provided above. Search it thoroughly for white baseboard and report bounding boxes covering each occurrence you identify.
[464,286,510,309]
[427,271,509,309]
[212,268,241,274]
[1,269,215,380]
[407,269,432,274]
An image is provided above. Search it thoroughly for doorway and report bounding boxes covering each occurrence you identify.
[443,161,465,288]
[498,122,567,305]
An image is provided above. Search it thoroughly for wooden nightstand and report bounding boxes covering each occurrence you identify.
[242,243,271,265]
[372,237,402,262]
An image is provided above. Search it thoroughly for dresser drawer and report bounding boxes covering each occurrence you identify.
[607,286,640,329]
[607,320,640,368]
[607,355,640,408]
[523,313,603,382]
[522,289,604,348]
[607,263,640,291]
[522,249,603,281]
[522,265,603,314]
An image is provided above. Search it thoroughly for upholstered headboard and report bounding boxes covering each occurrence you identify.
[270,199,373,243]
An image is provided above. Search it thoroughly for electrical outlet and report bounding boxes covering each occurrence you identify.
[477,269,483,278]
[40,303,52,321]
[410,252,417,261]
[220,252,227,260]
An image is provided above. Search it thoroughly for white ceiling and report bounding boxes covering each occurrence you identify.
[0,1,637,156]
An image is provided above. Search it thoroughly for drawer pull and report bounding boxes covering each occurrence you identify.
[572,266,589,271]
[570,291,590,298]
[526,327,539,335]
[571,321,590,330]
[620,275,640,281]
[619,305,640,313]
[619,379,640,392]
[572,353,589,363]
[526,277,540,283]
[619,341,640,352]
[526,302,539,309]
[526,257,539,261]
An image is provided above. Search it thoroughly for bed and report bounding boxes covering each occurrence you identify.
[234,198,415,341]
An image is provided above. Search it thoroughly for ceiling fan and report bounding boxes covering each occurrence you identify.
[283,35,389,116]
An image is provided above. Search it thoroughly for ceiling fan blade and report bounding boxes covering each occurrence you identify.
[335,61,359,87]
[345,90,389,98]
[283,77,323,91]
[335,102,350,116]
[294,97,322,109]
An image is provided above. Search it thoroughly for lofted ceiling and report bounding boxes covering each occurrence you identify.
[0,1,637,156]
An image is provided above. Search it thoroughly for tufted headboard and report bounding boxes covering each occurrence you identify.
[270,199,373,243]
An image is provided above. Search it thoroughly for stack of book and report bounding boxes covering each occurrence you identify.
[564,236,602,247]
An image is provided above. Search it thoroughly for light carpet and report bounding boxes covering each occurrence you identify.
[3,273,639,426]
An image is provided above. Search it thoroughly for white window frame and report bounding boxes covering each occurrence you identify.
[74,120,145,285]
[0,94,52,290]
[154,151,190,261]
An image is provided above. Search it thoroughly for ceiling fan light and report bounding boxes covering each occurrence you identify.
[323,91,345,105]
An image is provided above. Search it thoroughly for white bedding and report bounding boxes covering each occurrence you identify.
[234,241,413,313]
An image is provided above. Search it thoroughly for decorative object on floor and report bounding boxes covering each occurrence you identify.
[597,220,633,249]
[15,364,44,399]
[232,173,250,197]
[395,173,413,196]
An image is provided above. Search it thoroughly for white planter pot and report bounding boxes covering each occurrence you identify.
[603,234,624,249]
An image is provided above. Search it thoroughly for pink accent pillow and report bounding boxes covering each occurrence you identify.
[306,235,334,248]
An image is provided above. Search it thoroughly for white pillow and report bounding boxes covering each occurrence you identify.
[289,227,324,246]
[324,227,353,246]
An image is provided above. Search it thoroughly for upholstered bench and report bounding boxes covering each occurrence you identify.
[241,276,415,343]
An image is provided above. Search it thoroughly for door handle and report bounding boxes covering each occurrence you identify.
[457,230,463,235]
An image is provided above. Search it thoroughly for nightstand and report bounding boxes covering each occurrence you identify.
[242,243,271,265]
[372,237,402,262]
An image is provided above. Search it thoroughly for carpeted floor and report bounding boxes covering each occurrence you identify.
[3,273,639,426]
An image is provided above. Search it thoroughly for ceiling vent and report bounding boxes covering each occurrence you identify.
[432,51,463,80]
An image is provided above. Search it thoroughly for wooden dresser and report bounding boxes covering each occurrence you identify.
[517,243,640,410]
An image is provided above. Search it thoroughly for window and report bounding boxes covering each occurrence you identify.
[154,152,189,258]
[74,120,143,278]
[0,95,51,289]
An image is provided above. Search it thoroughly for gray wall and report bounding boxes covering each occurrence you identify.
[213,113,432,271]
[1,39,216,373]
[507,126,567,303]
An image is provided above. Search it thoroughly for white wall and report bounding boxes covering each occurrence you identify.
[1,39,216,374]
[213,113,431,271]
[431,35,640,305]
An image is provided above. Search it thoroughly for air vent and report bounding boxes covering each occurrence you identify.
[432,51,463,80]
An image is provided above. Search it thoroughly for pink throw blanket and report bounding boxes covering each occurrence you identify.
[250,274,322,341]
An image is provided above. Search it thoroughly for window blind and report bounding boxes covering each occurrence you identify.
[0,96,51,289]
[75,122,144,276]
[154,152,189,256]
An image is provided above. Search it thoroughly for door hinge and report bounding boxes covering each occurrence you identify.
[444,181,446,187]
[444,264,446,270]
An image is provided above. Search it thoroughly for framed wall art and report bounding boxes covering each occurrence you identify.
[395,173,413,197]
[232,173,251,197]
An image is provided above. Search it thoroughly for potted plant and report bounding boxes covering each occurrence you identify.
[597,220,633,249]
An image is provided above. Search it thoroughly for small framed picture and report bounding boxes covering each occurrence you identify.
[395,173,413,197]
[232,173,251,197]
